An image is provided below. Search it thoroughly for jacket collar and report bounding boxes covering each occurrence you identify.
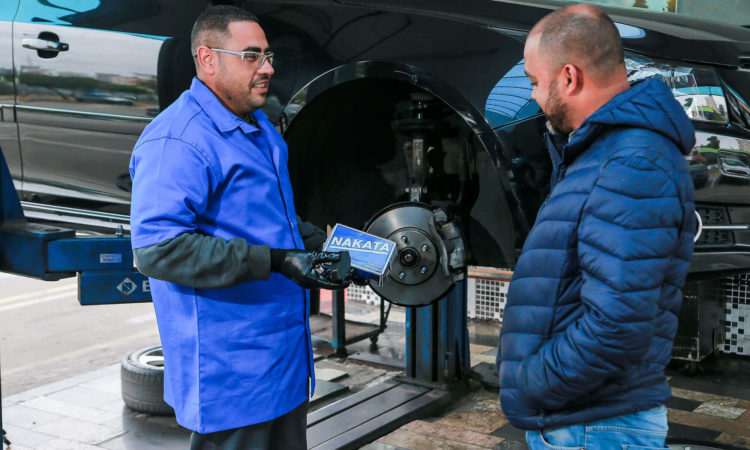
[189,77,261,135]
[559,78,695,165]
[561,81,643,164]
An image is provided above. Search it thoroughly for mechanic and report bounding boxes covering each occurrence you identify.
[496,4,695,448]
[129,6,349,449]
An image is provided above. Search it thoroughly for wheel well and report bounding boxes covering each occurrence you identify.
[285,77,515,267]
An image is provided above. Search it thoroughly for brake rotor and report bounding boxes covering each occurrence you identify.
[365,202,455,306]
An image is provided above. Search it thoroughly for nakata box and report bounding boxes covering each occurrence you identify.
[322,224,396,285]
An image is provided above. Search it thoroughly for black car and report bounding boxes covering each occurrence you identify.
[1,0,749,282]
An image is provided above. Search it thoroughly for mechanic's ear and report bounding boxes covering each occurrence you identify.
[194,46,215,74]
[326,224,332,236]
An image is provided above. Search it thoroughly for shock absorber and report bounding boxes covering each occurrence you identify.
[391,93,442,202]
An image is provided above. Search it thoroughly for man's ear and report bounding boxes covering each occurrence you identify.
[560,63,582,95]
[195,46,215,75]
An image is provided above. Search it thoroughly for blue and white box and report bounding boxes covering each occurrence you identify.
[322,224,397,285]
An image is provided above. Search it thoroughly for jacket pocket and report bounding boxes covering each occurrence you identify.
[226,316,290,388]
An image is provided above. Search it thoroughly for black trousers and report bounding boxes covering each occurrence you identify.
[189,400,308,450]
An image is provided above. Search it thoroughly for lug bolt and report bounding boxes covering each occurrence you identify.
[421,266,427,274]
[398,272,406,280]
[422,244,429,252]
[401,236,408,243]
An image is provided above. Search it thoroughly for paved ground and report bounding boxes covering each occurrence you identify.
[364,360,750,450]
[2,297,750,449]
[0,273,159,397]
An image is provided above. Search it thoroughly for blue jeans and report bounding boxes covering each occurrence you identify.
[526,405,668,450]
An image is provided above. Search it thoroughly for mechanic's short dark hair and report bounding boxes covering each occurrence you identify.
[535,5,624,81]
[191,5,260,55]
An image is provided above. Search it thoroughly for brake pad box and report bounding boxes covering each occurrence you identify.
[322,224,396,285]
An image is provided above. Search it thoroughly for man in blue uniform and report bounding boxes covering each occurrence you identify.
[497,4,696,449]
[129,6,349,449]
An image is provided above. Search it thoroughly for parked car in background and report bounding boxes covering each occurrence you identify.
[0,0,749,279]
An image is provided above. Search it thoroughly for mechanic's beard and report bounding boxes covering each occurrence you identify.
[213,63,250,115]
[249,76,270,109]
[544,82,571,135]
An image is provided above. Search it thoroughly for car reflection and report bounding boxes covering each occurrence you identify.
[626,54,729,125]
[689,132,750,191]
[76,90,135,105]
[688,162,709,188]
[145,105,159,117]
[718,150,750,181]
[677,92,729,123]
[485,59,539,128]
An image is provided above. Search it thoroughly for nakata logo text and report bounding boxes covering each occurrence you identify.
[327,236,393,255]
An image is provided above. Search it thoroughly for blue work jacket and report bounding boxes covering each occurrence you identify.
[130,78,313,433]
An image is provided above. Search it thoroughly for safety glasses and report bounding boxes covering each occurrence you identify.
[208,48,274,68]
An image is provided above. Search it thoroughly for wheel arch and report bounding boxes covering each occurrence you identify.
[282,61,529,267]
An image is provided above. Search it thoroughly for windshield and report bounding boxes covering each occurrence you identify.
[546,0,750,28]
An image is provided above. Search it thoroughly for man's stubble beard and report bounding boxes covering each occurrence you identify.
[545,81,572,135]
[216,61,268,114]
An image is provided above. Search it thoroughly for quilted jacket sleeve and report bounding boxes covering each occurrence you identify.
[513,155,684,411]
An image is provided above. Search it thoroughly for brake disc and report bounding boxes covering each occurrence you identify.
[365,202,466,307]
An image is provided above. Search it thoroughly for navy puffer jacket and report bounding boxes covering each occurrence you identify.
[497,79,696,430]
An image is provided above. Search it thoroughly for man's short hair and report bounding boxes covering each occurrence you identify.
[191,5,260,55]
[534,6,624,81]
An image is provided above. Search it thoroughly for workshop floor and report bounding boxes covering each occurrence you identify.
[3,300,750,449]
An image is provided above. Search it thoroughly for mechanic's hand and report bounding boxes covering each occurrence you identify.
[272,249,351,290]
[347,269,370,287]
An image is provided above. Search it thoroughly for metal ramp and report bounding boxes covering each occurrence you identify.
[307,377,454,450]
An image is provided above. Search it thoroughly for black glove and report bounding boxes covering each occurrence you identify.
[347,269,370,287]
[271,249,351,290]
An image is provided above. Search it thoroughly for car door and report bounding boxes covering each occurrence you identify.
[0,1,21,189]
[13,0,205,228]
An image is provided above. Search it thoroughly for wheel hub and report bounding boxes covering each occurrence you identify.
[365,202,465,306]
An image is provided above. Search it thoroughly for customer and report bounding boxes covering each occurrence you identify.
[129,5,348,449]
[497,4,696,448]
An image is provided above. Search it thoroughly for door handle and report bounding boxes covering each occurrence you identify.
[22,38,69,52]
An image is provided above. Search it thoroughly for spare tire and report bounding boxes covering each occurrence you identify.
[121,345,174,415]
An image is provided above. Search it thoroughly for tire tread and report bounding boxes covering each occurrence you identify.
[121,346,174,416]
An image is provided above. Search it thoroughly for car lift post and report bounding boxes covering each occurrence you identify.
[306,280,470,449]
[406,280,470,382]
[0,150,151,448]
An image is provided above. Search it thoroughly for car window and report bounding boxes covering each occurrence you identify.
[486,50,733,129]
[625,52,729,124]
[485,59,541,128]
[0,2,16,101]
[544,0,750,28]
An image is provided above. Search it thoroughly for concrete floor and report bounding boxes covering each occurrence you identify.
[3,299,750,449]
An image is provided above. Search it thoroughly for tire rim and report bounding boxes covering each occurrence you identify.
[137,347,164,368]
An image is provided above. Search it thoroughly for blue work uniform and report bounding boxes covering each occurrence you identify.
[129,77,314,433]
